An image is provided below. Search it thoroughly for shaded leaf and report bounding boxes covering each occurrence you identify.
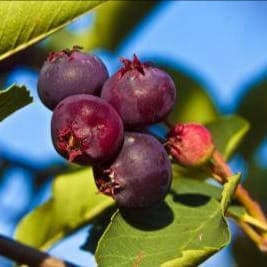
[87,1,159,51]
[221,174,240,214]
[15,168,113,249]
[159,64,218,124]
[81,206,116,254]
[0,85,32,121]
[0,1,103,61]
[232,234,267,267]
[207,115,250,159]
[238,77,267,159]
[46,1,159,52]
[96,178,230,267]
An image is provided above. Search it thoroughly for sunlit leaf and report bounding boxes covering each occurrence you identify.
[15,168,113,249]
[96,178,230,267]
[0,1,103,61]
[207,115,250,159]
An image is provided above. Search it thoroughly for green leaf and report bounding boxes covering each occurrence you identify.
[221,174,240,214]
[207,115,250,159]
[46,1,158,52]
[159,64,218,124]
[0,1,103,61]
[87,1,159,51]
[96,178,230,267]
[0,85,32,121]
[233,234,267,267]
[15,168,114,249]
[238,77,267,158]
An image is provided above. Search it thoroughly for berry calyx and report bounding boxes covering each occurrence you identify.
[119,54,148,77]
[101,55,176,129]
[94,132,172,208]
[51,94,124,165]
[38,47,109,110]
[167,123,215,167]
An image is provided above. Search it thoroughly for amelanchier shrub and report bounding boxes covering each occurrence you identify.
[0,2,267,267]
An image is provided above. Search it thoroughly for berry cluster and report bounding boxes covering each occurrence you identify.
[38,47,176,208]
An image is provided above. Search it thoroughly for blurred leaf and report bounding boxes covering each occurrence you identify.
[232,234,267,267]
[207,115,250,159]
[15,168,113,249]
[238,78,267,159]
[0,85,32,121]
[221,174,240,214]
[159,64,218,124]
[87,1,158,51]
[96,178,230,267]
[82,206,116,254]
[228,205,246,218]
[0,1,103,61]
[47,1,159,52]
[241,164,267,215]
[227,205,267,232]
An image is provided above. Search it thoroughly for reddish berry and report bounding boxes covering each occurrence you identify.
[101,55,176,129]
[38,47,108,110]
[167,123,215,167]
[93,132,172,208]
[51,94,123,165]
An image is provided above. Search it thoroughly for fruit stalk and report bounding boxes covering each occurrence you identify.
[0,234,78,267]
[211,149,267,225]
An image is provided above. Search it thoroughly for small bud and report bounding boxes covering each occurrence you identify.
[167,123,215,167]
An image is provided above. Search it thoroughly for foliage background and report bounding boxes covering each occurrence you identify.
[0,1,267,266]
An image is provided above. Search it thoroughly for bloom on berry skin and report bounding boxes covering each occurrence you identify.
[167,123,215,167]
[101,54,176,129]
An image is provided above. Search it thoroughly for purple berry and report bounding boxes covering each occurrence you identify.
[38,47,109,110]
[167,123,215,167]
[101,55,176,129]
[51,94,123,165]
[93,132,172,208]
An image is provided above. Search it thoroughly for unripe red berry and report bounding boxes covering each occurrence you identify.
[167,123,215,167]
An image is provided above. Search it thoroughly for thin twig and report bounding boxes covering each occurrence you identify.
[0,235,78,267]
[211,149,267,224]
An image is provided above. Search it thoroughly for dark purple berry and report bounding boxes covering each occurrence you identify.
[51,94,123,165]
[101,55,176,129]
[38,47,109,110]
[93,132,172,208]
[167,123,215,167]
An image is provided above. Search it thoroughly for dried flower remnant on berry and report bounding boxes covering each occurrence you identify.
[94,132,172,208]
[101,54,176,129]
[38,46,109,110]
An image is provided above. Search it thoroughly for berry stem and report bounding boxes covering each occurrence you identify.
[211,149,267,224]
[0,234,78,267]
[227,211,267,232]
[210,149,267,250]
[237,221,267,252]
